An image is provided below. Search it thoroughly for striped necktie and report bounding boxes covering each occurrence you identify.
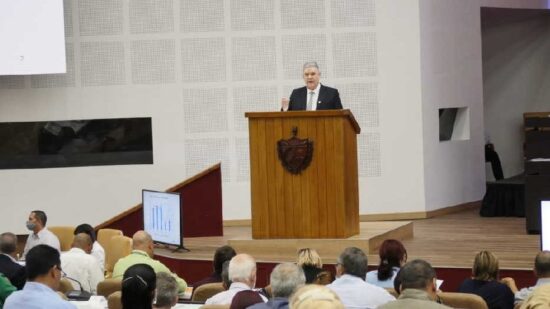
[307,91,315,110]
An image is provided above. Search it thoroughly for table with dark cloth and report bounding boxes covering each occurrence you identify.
[480,174,525,217]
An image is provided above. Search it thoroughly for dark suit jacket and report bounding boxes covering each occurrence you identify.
[288,84,343,111]
[0,254,26,290]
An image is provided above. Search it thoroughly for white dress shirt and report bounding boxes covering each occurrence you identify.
[327,274,395,309]
[205,282,267,305]
[307,83,321,111]
[23,228,61,258]
[61,247,104,293]
[91,241,105,272]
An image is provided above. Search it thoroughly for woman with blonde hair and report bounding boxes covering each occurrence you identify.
[289,284,344,309]
[296,248,332,284]
[458,250,514,309]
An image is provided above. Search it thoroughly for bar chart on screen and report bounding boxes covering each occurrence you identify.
[143,190,182,246]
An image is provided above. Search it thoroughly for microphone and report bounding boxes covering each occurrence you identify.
[63,276,92,301]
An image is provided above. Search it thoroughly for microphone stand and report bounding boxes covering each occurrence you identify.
[64,276,93,301]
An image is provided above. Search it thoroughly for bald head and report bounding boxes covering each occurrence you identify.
[0,232,17,256]
[132,230,154,256]
[72,233,93,253]
[535,251,550,277]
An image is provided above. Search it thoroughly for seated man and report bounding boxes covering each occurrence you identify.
[4,244,76,309]
[73,224,105,272]
[327,247,394,309]
[112,230,187,292]
[154,272,179,309]
[23,210,60,258]
[505,251,550,306]
[192,245,236,293]
[378,259,451,309]
[0,232,26,289]
[0,273,16,308]
[205,253,267,305]
[60,233,104,293]
[249,263,306,309]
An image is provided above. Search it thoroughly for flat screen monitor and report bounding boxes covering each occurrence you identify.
[541,201,550,251]
[142,190,182,247]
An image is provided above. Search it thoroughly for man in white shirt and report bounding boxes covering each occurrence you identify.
[205,253,267,305]
[22,210,60,258]
[73,224,105,272]
[60,233,103,294]
[327,247,395,309]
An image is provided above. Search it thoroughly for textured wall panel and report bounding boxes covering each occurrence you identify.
[131,40,176,84]
[235,137,250,182]
[232,36,276,81]
[335,83,378,128]
[78,0,123,36]
[31,43,76,88]
[280,0,325,29]
[0,76,25,89]
[180,0,224,32]
[130,0,174,34]
[233,86,278,131]
[184,138,230,182]
[64,0,73,37]
[181,38,226,82]
[183,88,228,133]
[80,41,126,86]
[333,32,377,78]
[331,0,375,27]
[282,34,327,79]
[359,133,381,177]
[231,0,274,31]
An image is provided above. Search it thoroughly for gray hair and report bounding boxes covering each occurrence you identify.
[399,259,436,290]
[155,272,179,307]
[0,232,17,254]
[270,263,306,298]
[229,254,256,283]
[338,247,368,279]
[303,61,320,72]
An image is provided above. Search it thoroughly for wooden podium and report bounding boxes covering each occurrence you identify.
[245,110,361,239]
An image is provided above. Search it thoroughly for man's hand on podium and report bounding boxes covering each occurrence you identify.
[281,98,289,111]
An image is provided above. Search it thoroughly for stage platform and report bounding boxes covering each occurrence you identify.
[153,206,541,291]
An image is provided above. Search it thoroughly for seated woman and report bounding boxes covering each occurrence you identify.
[122,264,157,309]
[458,250,514,309]
[366,239,407,288]
[296,248,331,284]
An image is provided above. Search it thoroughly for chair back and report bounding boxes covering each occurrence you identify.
[199,305,230,309]
[58,278,74,293]
[104,235,132,278]
[314,270,334,285]
[438,292,489,309]
[192,282,225,302]
[96,278,122,298]
[49,226,76,251]
[385,288,399,298]
[107,291,122,309]
[97,229,123,250]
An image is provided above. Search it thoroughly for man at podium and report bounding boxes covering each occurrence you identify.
[281,61,343,111]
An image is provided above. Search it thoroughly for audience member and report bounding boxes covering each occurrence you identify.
[112,231,187,292]
[0,232,26,289]
[296,248,326,284]
[221,260,231,290]
[289,284,344,309]
[458,250,514,309]
[249,263,306,309]
[366,239,407,288]
[518,284,550,309]
[230,290,264,309]
[378,259,451,309]
[0,273,16,308]
[205,253,267,305]
[4,244,76,309]
[122,263,156,309]
[508,251,550,306]
[22,210,60,258]
[60,233,104,293]
[73,224,105,272]
[192,245,236,295]
[327,247,394,308]
[154,272,179,309]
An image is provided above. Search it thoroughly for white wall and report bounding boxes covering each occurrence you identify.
[482,9,550,179]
